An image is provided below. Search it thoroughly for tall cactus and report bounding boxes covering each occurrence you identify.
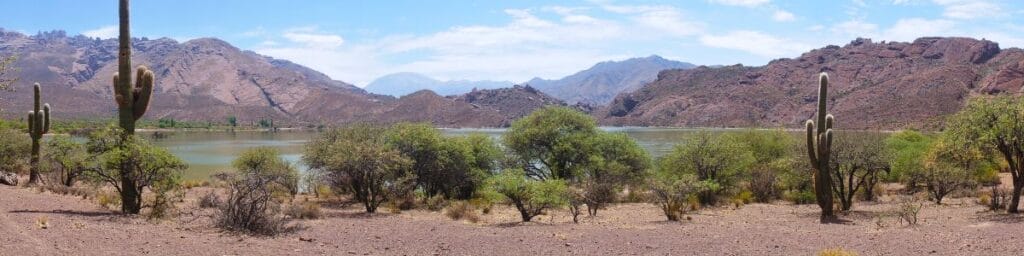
[806,73,835,222]
[113,0,153,136]
[27,83,50,185]
[113,0,154,214]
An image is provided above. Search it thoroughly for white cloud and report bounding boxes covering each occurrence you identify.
[881,18,957,41]
[601,4,704,36]
[708,0,771,7]
[772,10,795,21]
[282,28,345,49]
[830,20,879,38]
[933,0,1002,19]
[699,30,810,57]
[81,25,117,39]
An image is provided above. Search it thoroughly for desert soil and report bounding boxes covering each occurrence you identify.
[1,184,1023,256]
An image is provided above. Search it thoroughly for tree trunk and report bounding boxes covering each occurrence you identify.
[120,181,141,214]
[1009,185,1022,213]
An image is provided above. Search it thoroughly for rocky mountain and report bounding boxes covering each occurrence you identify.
[600,37,1023,130]
[529,55,695,105]
[0,29,563,127]
[364,72,513,97]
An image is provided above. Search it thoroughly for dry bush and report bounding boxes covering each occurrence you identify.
[199,192,222,208]
[285,202,322,220]
[749,168,779,203]
[893,195,922,226]
[988,186,1011,211]
[818,248,858,256]
[444,201,480,223]
[424,194,448,211]
[181,179,209,189]
[96,190,121,210]
[216,173,289,236]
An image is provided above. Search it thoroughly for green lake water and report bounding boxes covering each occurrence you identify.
[144,127,721,181]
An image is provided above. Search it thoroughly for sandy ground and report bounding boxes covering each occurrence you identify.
[1,184,1024,256]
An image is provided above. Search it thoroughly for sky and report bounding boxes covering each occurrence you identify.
[1,0,1022,87]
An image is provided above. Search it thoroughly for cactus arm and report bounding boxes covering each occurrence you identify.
[806,120,817,165]
[825,114,834,131]
[42,104,50,134]
[27,111,34,134]
[816,73,828,132]
[132,67,153,121]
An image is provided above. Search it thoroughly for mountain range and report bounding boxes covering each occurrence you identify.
[599,37,1023,130]
[0,29,565,127]
[2,28,1022,130]
[529,55,695,105]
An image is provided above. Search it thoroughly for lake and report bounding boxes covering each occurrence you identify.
[144,127,733,181]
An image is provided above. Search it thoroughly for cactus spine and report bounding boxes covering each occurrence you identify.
[806,73,835,222]
[27,83,50,185]
[113,0,153,136]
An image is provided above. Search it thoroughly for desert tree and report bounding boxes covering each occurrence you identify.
[503,106,598,180]
[945,96,1024,213]
[884,130,934,184]
[486,169,568,222]
[386,123,500,199]
[829,132,889,211]
[43,136,91,186]
[736,129,798,202]
[86,126,186,214]
[575,132,650,216]
[658,131,753,206]
[304,125,416,213]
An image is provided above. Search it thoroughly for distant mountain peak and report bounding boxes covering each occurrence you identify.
[530,55,696,105]
[364,72,513,97]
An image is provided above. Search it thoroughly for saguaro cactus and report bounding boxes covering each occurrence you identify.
[113,0,153,136]
[806,73,835,222]
[113,0,154,214]
[27,83,50,185]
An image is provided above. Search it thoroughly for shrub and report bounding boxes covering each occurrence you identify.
[818,248,858,256]
[85,126,186,214]
[884,130,934,182]
[216,171,288,235]
[893,195,922,226]
[749,167,779,203]
[199,192,222,208]
[486,169,568,222]
[503,107,599,180]
[96,190,121,210]
[783,190,816,205]
[304,125,416,213]
[830,133,889,211]
[945,95,1024,213]
[0,128,30,174]
[233,147,299,196]
[424,194,448,211]
[649,171,703,221]
[43,135,90,187]
[658,132,753,206]
[285,202,322,220]
[444,201,480,223]
[575,132,650,216]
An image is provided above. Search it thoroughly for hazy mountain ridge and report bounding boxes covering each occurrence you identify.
[529,55,696,105]
[364,72,513,97]
[599,37,1024,130]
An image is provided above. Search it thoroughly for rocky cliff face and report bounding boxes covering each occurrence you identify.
[600,37,1023,130]
[0,29,563,127]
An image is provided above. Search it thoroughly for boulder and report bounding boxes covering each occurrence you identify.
[0,171,18,186]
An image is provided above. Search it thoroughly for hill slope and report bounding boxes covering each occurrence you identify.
[599,37,1023,130]
[0,29,563,127]
[529,55,695,105]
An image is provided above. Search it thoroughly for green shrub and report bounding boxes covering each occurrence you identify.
[648,172,703,221]
[783,190,816,205]
[486,169,568,222]
[658,131,753,206]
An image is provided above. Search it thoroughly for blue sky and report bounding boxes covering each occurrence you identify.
[1,0,1022,86]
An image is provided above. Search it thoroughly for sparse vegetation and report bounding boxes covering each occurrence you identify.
[830,133,889,211]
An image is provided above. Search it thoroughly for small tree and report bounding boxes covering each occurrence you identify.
[945,96,1024,213]
[504,107,598,180]
[233,147,299,196]
[86,126,185,214]
[486,169,568,222]
[885,130,934,183]
[43,136,90,186]
[649,172,703,221]
[386,123,498,199]
[915,135,987,204]
[829,133,889,211]
[737,129,797,202]
[304,125,416,213]
[658,132,753,206]
[227,116,238,128]
[576,132,649,215]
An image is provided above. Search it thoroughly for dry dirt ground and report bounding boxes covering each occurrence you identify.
[2,184,1024,256]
